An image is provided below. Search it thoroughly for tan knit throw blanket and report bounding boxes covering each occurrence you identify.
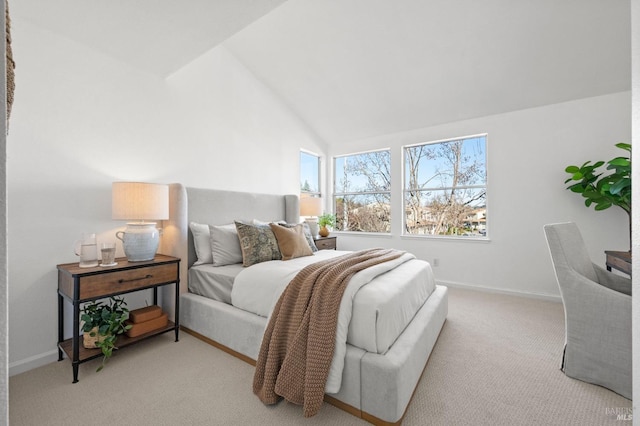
[253,248,405,417]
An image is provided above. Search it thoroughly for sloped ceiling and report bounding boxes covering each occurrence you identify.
[10,0,288,77]
[224,0,631,144]
[11,0,630,145]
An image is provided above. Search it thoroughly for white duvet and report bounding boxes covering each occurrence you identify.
[231,249,434,394]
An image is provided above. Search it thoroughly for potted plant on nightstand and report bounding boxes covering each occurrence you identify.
[81,296,132,371]
[318,213,336,237]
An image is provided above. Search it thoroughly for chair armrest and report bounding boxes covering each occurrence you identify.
[561,268,631,343]
[559,267,631,399]
[593,263,632,296]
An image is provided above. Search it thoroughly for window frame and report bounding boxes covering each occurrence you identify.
[402,134,488,240]
[332,148,392,234]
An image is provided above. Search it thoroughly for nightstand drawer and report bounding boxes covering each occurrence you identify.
[314,237,336,250]
[79,263,178,299]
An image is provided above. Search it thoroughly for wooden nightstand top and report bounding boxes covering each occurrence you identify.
[57,254,179,276]
[314,236,337,250]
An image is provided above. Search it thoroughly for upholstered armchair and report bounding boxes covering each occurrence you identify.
[544,222,631,399]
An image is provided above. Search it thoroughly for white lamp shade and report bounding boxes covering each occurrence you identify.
[300,196,322,217]
[112,182,169,221]
[112,182,168,262]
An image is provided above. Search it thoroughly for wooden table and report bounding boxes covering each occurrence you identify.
[605,250,631,276]
[314,236,337,250]
[57,254,181,382]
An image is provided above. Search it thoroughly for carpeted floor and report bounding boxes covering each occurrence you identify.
[9,287,631,425]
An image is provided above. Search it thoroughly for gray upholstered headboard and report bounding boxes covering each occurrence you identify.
[160,183,300,295]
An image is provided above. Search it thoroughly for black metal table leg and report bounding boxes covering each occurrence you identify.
[57,292,64,361]
[72,362,79,384]
[174,278,180,342]
[72,278,80,383]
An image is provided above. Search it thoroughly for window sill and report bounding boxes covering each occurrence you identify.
[333,231,393,238]
[400,234,491,243]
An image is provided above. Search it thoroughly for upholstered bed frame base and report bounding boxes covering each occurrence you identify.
[160,184,448,425]
[181,287,447,425]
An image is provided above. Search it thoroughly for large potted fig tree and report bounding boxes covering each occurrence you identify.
[564,142,631,249]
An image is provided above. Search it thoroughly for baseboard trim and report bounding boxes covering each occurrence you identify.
[437,280,562,303]
[9,349,59,377]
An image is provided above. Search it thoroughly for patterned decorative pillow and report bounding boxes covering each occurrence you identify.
[269,223,314,261]
[282,222,318,252]
[234,221,282,267]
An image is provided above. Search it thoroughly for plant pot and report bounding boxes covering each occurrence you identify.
[319,226,330,237]
[83,327,107,349]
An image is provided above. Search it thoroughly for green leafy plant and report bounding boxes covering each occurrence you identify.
[81,296,132,372]
[564,142,631,247]
[318,213,336,228]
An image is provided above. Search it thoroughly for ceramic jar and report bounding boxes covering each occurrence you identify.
[116,223,159,261]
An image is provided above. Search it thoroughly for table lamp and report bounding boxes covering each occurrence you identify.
[112,182,169,261]
[300,195,322,238]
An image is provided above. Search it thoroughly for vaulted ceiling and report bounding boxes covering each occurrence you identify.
[10,0,288,76]
[12,0,631,145]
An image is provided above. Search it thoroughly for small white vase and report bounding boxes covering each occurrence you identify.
[116,222,159,261]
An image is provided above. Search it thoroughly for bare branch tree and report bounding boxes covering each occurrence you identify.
[406,138,486,235]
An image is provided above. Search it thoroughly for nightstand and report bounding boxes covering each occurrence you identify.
[314,236,337,250]
[57,254,180,383]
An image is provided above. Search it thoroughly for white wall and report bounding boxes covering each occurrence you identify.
[7,20,324,374]
[329,92,631,299]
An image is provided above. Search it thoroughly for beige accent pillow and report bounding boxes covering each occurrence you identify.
[269,223,313,261]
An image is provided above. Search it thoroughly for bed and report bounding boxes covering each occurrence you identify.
[159,184,448,425]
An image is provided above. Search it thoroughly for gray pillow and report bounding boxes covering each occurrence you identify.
[235,221,282,267]
[208,224,243,266]
[189,221,212,265]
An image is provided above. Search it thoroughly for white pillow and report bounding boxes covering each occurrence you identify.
[189,222,212,265]
[209,224,243,266]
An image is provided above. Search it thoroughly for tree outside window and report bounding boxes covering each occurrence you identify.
[300,151,321,196]
[333,150,391,233]
[404,135,487,237]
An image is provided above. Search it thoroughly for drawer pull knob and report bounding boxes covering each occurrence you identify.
[118,274,152,284]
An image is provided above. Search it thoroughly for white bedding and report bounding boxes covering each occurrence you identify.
[231,249,435,393]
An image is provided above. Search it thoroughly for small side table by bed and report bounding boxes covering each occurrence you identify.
[314,236,337,250]
[605,250,631,276]
[57,254,181,383]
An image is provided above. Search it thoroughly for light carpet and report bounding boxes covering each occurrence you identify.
[9,288,631,425]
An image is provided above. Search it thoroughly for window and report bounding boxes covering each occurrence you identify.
[300,151,320,195]
[403,135,487,237]
[333,149,391,233]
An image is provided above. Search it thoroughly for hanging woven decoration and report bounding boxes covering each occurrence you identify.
[6,0,14,125]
